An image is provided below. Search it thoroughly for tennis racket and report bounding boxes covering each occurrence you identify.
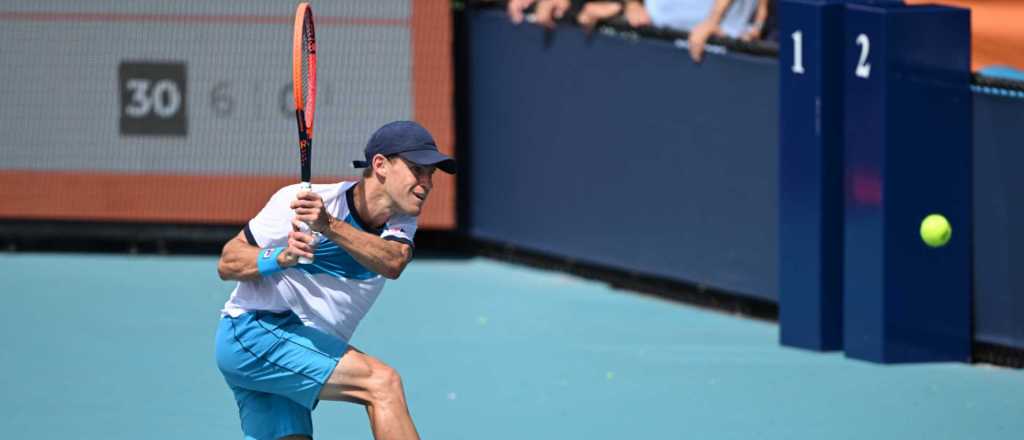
[293,2,318,264]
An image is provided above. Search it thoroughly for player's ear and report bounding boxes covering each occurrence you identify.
[372,154,389,178]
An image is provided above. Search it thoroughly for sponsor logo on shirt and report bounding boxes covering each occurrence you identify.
[263,248,275,258]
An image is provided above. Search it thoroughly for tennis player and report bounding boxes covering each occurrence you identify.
[214,120,455,440]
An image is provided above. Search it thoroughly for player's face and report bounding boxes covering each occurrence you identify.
[386,156,436,216]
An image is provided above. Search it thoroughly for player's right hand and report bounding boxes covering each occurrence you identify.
[280,219,317,266]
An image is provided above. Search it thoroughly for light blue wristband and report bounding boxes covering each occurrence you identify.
[257,247,285,276]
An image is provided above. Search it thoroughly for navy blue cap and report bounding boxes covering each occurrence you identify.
[352,121,456,174]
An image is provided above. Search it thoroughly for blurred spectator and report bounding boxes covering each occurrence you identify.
[508,0,576,29]
[646,0,765,62]
[575,0,766,62]
[739,0,769,42]
[507,0,536,24]
[576,0,651,29]
[577,2,624,30]
[535,0,573,28]
[507,0,771,64]
[624,0,653,27]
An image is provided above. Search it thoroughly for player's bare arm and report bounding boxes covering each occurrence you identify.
[323,218,412,279]
[291,190,412,279]
[216,228,318,281]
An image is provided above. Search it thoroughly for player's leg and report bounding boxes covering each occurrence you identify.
[215,311,348,439]
[318,347,420,440]
[229,386,314,440]
[215,311,418,439]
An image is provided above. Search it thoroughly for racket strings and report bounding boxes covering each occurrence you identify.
[301,14,315,125]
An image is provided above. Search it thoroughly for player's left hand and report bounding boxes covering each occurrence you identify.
[291,190,333,233]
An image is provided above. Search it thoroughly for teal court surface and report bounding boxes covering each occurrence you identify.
[2,252,1022,439]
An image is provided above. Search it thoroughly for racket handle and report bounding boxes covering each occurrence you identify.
[297,181,319,264]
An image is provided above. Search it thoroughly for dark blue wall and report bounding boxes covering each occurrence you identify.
[464,9,1023,349]
[466,10,779,301]
[973,93,1024,349]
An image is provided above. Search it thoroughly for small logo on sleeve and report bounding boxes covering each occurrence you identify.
[263,248,275,258]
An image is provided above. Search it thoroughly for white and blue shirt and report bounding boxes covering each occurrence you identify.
[221,181,417,342]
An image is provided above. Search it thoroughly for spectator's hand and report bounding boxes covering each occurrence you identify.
[535,0,571,29]
[687,20,723,63]
[508,0,537,25]
[741,22,764,42]
[623,0,652,28]
[577,1,623,32]
[745,0,769,42]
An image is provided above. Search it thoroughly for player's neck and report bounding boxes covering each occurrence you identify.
[353,179,393,229]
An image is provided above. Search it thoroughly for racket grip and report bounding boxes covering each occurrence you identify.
[296,223,320,265]
[297,181,319,264]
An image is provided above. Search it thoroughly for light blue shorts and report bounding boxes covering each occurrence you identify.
[215,311,348,440]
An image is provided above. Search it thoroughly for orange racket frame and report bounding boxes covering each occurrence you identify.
[292,2,316,186]
[292,2,319,264]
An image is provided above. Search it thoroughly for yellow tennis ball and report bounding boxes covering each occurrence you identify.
[920,214,952,248]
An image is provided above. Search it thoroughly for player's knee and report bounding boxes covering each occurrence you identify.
[375,364,403,393]
[368,364,404,404]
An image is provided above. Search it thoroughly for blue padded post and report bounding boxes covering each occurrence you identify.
[842,2,972,363]
[778,0,846,351]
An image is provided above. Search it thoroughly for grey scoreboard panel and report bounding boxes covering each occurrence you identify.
[0,1,412,176]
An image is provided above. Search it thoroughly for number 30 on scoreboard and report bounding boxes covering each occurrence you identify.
[118,61,187,136]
